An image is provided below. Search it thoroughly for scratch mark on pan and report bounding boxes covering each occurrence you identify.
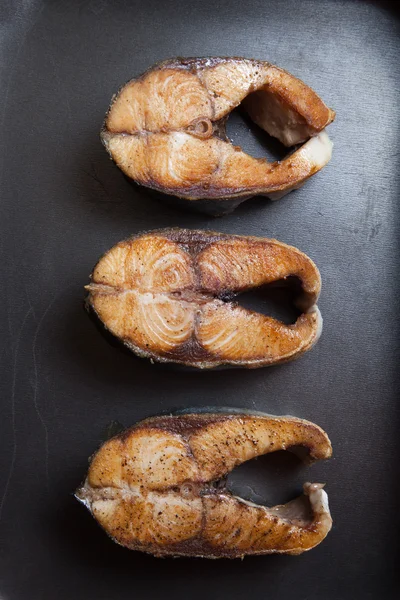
[83,165,114,203]
[0,307,33,521]
[32,296,57,492]
[24,282,36,320]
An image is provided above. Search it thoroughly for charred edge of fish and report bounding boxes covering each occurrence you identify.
[76,411,332,461]
[97,139,251,216]
[100,132,286,203]
[87,296,222,368]
[101,132,331,203]
[89,227,316,262]
[104,413,332,461]
[85,299,321,370]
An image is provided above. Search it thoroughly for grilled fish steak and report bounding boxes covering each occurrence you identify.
[86,229,322,368]
[76,410,332,558]
[102,57,335,214]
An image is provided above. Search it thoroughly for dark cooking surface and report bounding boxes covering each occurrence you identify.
[1,1,399,599]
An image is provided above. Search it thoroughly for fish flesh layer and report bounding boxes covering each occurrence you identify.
[76,409,332,558]
[102,57,335,214]
[86,229,322,368]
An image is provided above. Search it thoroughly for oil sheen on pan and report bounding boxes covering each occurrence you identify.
[85,228,322,369]
[76,409,332,558]
[101,57,335,215]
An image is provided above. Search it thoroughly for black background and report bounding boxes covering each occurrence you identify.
[1,1,399,598]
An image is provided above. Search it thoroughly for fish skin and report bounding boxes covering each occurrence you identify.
[76,411,332,558]
[101,57,335,215]
[85,228,322,369]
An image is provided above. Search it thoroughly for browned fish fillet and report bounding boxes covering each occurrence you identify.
[76,409,332,558]
[102,57,335,214]
[86,228,322,369]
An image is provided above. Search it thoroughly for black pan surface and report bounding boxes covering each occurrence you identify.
[1,1,399,598]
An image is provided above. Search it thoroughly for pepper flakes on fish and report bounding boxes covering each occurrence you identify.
[102,57,335,215]
[76,410,332,558]
[85,228,322,369]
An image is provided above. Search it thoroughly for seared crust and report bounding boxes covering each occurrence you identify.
[101,57,334,212]
[76,411,332,558]
[86,228,322,369]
